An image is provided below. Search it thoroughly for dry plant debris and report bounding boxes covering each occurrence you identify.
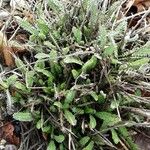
[0,121,20,147]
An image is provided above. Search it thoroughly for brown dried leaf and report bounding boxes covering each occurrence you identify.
[9,40,26,53]
[126,0,150,11]
[136,3,145,12]
[23,10,35,24]
[0,122,20,146]
[2,46,14,67]
[15,34,28,43]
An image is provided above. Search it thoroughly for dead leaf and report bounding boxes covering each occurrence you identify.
[9,40,26,53]
[42,132,48,141]
[23,10,35,24]
[15,34,28,43]
[0,31,27,67]
[126,0,150,12]
[2,46,14,67]
[0,122,20,146]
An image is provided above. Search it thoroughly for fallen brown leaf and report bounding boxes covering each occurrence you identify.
[0,31,27,67]
[2,46,14,67]
[0,122,20,146]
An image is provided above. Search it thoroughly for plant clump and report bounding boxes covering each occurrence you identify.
[0,0,150,149]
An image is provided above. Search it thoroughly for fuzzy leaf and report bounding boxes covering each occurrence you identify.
[54,102,63,108]
[111,129,120,144]
[54,135,65,143]
[83,141,94,150]
[64,110,77,126]
[17,19,37,35]
[79,136,90,146]
[99,26,107,48]
[47,140,56,150]
[89,115,96,129]
[15,57,27,74]
[13,112,33,122]
[96,112,120,128]
[64,90,76,104]
[72,26,82,43]
[82,55,97,73]
[64,56,83,65]
[26,71,35,87]
[35,53,50,59]
[90,91,98,101]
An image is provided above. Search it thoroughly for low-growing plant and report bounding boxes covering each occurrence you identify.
[0,0,150,149]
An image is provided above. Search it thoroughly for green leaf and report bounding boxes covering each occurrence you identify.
[72,107,84,115]
[96,112,120,128]
[35,67,54,78]
[59,144,64,150]
[83,141,94,150]
[87,0,99,26]
[64,110,77,126]
[64,56,83,65]
[36,119,43,129]
[103,43,118,58]
[129,58,149,68]
[110,100,119,109]
[132,42,150,58]
[26,71,35,87]
[111,58,122,64]
[48,0,64,12]
[13,112,33,122]
[72,69,80,79]
[54,135,65,143]
[15,81,28,92]
[47,140,56,150]
[64,90,76,104]
[118,127,138,150]
[111,129,120,144]
[44,41,56,49]
[37,19,49,35]
[15,57,27,74]
[7,75,18,86]
[49,50,62,76]
[17,19,37,35]
[34,60,45,69]
[42,126,51,133]
[0,80,8,89]
[79,136,90,146]
[115,20,127,34]
[82,55,97,73]
[89,115,96,129]
[35,53,50,59]
[72,26,82,43]
[98,26,107,48]
[53,102,63,108]
[90,91,98,101]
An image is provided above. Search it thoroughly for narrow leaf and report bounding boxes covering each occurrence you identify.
[64,90,76,104]
[72,26,82,43]
[64,56,83,65]
[79,136,90,146]
[35,53,50,59]
[83,141,94,150]
[89,115,96,129]
[111,129,120,144]
[64,110,77,126]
